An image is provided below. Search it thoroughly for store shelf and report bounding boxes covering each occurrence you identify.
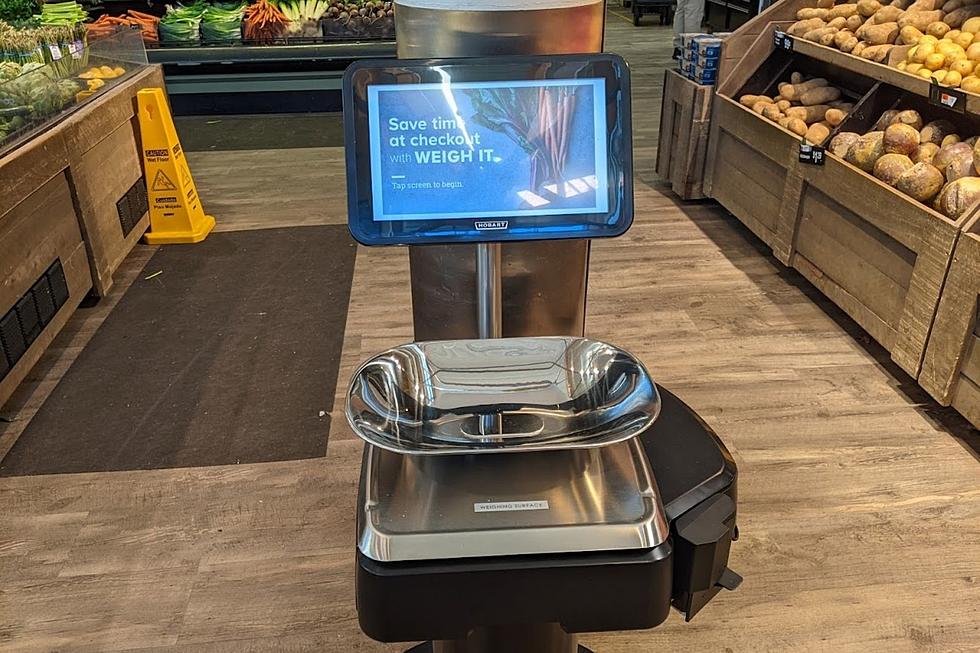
[785,36,980,116]
[147,40,396,65]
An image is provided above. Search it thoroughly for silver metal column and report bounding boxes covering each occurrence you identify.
[476,243,502,339]
[395,0,606,341]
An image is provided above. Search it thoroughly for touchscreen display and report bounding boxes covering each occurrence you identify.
[367,79,609,222]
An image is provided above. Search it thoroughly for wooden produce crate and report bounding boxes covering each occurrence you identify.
[0,130,93,409]
[704,45,876,263]
[918,213,980,429]
[64,66,165,297]
[656,69,713,200]
[791,85,980,379]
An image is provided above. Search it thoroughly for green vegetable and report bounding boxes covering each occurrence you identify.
[0,0,39,23]
[35,1,86,25]
[201,2,244,43]
[159,3,206,44]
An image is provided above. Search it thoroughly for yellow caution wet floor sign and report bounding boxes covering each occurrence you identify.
[137,88,215,244]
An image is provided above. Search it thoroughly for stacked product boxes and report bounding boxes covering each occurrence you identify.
[678,34,726,86]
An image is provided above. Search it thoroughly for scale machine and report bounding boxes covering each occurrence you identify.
[342,54,743,653]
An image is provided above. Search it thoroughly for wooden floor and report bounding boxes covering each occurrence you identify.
[2,9,980,653]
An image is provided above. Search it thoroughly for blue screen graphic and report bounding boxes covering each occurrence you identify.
[367,78,609,222]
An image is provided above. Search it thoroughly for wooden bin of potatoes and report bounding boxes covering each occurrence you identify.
[918,211,980,428]
[792,83,980,378]
[64,66,166,297]
[656,69,714,200]
[704,44,877,262]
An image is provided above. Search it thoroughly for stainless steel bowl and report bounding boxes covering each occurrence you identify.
[345,336,660,454]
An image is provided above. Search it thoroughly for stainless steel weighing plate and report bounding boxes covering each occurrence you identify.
[357,437,670,562]
[346,337,661,455]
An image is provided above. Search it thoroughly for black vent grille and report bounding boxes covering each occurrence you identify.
[116,177,148,237]
[1,259,70,381]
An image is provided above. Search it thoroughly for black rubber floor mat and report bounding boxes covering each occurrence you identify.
[1,226,357,476]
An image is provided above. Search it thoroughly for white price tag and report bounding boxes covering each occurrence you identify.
[68,41,82,59]
[48,44,63,60]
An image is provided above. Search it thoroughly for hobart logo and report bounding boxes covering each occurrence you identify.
[475,220,508,231]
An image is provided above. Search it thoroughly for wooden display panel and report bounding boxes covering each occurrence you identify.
[64,66,165,297]
[919,213,980,428]
[0,172,92,409]
[656,69,713,200]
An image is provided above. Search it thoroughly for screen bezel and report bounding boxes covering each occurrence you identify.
[342,54,633,246]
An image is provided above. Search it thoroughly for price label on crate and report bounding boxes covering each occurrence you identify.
[929,81,966,113]
[773,31,794,51]
[48,44,62,61]
[799,141,825,165]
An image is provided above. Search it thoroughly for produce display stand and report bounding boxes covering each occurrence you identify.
[0,131,91,409]
[919,211,980,429]
[701,0,980,385]
[656,69,713,199]
[67,65,165,296]
[0,54,163,408]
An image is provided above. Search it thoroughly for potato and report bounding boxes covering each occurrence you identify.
[918,66,936,78]
[847,13,866,30]
[961,74,980,91]
[933,141,973,169]
[825,108,848,126]
[942,134,962,146]
[913,142,941,163]
[800,86,843,105]
[862,43,896,60]
[841,35,862,51]
[920,119,957,144]
[883,122,922,155]
[859,0,883,15]
[955,30,976,47]
[943,0,964,11]
[924,52,947,69]
[894,162,946,200]
[907,62,925,72]
[820,30,841,45]
[950,57,976,74]
[963,16,980,32]
[862,21,901,43]
[830,131,862,157]
[805,122,832,144]
[907,0,944,9]
[898,10,945,32]
[786,104,834,123]
[933,69,949,83]
[852,41,869,56]
[934,176,980,217]
[945,150,976,180]
[761,104,784,121]
[828,3,860,18]
[818,0,835,6]
[780,78,829,101]
[874,5,904,22]
[945,6,980,27]
[894,109,924,130]
[834,28,857,47]
[804,26,839,41]
[797,7,830,19]
[739,94,770,107]
[892,0,911,7]
[873,152,916,184]
[777,99,792,112]
[846,131,886,171]
[900,25,925,43]
[785,117,809,136]
[972,138,980,173]
[828,16,849,29]
[966,136,979,146]
[789,17,828,36]
[946,69,965,85]
[927,21,952,38]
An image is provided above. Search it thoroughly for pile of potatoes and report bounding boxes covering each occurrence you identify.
[785,0,980,87]
[829,108,980,216]
[895,18,980,90]
[739,73,854,143]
